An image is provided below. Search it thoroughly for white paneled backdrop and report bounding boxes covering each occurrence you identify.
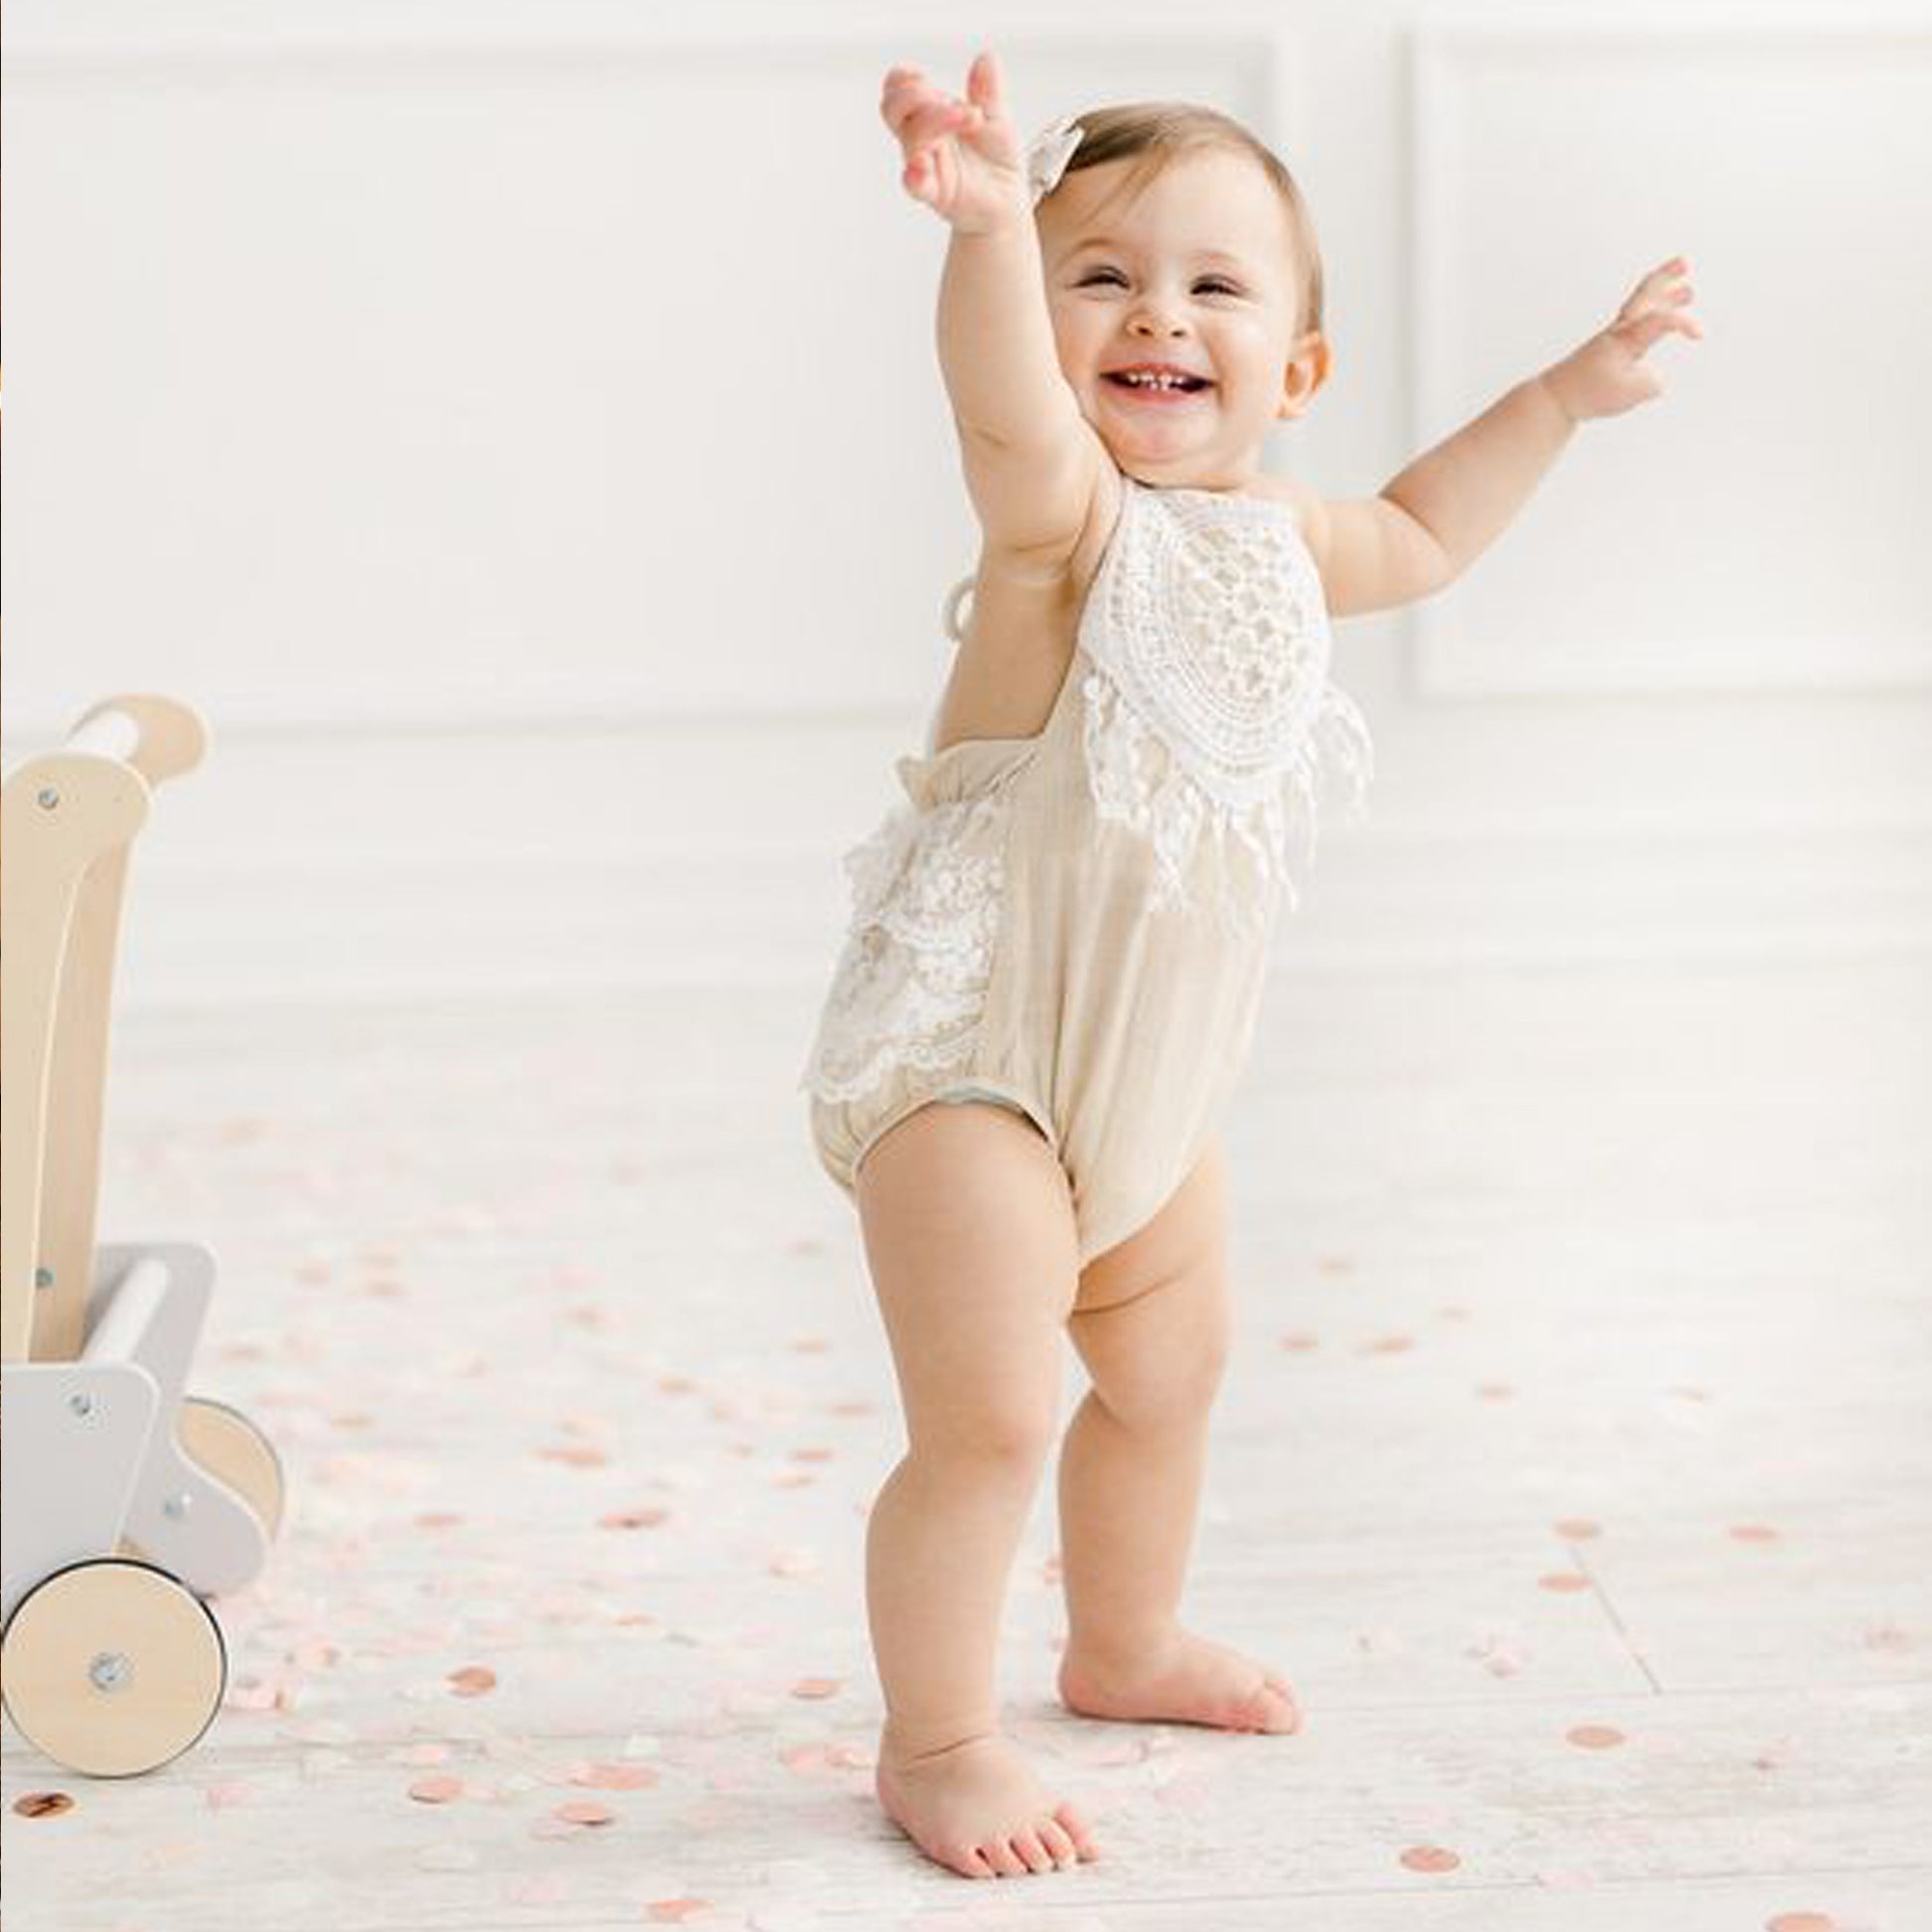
[5,0,1931,1005]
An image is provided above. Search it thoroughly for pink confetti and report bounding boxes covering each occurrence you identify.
[600,1507,671,1530]
[1279,1331,1320,1351]
[555,1801,615,1827]
[1399,1845,1460,1872]
[646,1902,714,1924]
[447,1666,497,1698]
[569,1762,658,1790]
[408,1776,465,1804]
[1566,1725,1625,1750]
[397,1743,451,1766]
[1766,1915,1837,1932]
[788,1678,841,1700]
[1728,1523,1781,1544]
[1554,1518,1601,1541]
[204,1782,250,1810]
[1539,1574,1589,1593]
[1361,1334,1415,1354]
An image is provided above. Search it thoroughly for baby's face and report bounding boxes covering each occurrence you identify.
[1036,146,1328,488]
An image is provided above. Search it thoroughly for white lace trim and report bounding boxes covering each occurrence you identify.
[798,787,1009,1104]
[1081,661,1373,935]
[1077,482,1375,933]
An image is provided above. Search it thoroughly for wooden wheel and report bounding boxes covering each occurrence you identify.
[176,1395,287,1538]
[1,1559,226,1776]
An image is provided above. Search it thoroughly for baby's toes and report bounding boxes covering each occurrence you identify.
[1254,1676,1301,1731]
[1012,1829,1057,1873]
[979,1836,1029,1877]
[1037,1818,1080,1867]
[1056,1801,1102,1860]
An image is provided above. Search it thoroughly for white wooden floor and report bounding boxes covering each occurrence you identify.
[6,957,1930,1931]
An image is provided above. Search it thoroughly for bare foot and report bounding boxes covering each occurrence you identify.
[875,1726,1102,1878]
[1057,1627,1302,1733]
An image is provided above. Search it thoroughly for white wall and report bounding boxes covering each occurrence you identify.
[5,0,1930,1006]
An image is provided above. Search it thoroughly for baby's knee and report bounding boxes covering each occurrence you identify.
[910,1399,1058,1483]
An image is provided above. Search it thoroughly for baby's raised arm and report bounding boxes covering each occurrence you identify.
[881,52,1104,562]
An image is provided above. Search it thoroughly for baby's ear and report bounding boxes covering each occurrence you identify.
[1277,331,1331,419]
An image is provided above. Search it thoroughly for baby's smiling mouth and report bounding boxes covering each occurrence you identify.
[1103,362,1215,402]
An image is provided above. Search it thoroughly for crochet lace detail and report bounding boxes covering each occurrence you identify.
[1078,482,1374,934]
[798,785,1009,1105]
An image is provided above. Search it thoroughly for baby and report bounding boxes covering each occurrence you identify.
[798,47,1700,1881]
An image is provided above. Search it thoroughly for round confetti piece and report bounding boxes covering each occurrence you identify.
[1729,1523,1781,1544]
[1766,1915,1837,1932]
[788,1678,841,1700]
[446,1666,497,1697]
[1475,1382,1514,1400]
[600,1507,671,1530]
[788,1448,834,1463]
[408,1776,465,1804]
[1554,1518,1602,1540]
[13,1792,73,1819]
[1279,1331,1320,1350]
[1566,1725,1625,1750]
[570,1762,658,1790]
[1363,1334,1415,1354]
[1399,1845,1461,1872]
[646,1901,714,1924]
[1538,1573,1589,1593]
[555,1801,615,1827]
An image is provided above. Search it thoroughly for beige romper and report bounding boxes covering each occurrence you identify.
[797,475,1374,1271]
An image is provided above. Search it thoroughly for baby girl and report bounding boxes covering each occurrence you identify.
[798,47,1700,1881]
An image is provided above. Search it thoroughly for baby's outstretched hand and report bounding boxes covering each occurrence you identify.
[881,50,1029,233]
[1545,256,1704,422]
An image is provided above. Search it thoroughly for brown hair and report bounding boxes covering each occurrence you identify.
[1048,102,1324,339]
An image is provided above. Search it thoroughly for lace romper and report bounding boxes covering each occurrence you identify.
[796,475,1374,1270]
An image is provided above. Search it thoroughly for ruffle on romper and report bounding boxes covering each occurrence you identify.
[796,739,1034,1107]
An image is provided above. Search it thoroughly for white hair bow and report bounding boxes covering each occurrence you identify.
[1023,113,1084,205]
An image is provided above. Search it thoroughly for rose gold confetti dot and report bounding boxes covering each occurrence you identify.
[1766,1914,1837,1932]
[539,1446,609,1468]
[788,1448,834,1463]
[13,1792,73,1818]
[1729,1523,1780,1544]
[408,1776,465,1804]
[1476,1382,1514,1400]
[790,1336,829,1353]
[789,1677,841,1700]
[554,1801,614,1827]
[446,1666,497,1698]
[646,1903,714,1925]
[828,1399,874,1417]
[773,1473,815,1489]
[570,1762,657,1790]
[1539,1573,1589,1593]
[1566,1725,1625,1749]
[659,1375,697,1395]
[205,1781,250,1809]
[1279,1332,1320,1351]
[1669,1385,1712,1402]
[415,1512,464,1530]
[1555,1518,1602,1540]
[398,1743,450,1766]
[779,1743,828,1771]
[599,1507,670,1530]
[1399,1845,1460,1872]
[1362,1334,1415,1354]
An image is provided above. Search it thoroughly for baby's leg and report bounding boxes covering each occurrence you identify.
[855,1099,1099,1879]
[1056,1137,1301,1733]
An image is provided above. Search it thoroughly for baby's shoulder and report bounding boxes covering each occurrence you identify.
[1241,472,1329,571]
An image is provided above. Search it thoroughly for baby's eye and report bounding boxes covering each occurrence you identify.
[1077,269,1127,287]
[1195,278,1242,297]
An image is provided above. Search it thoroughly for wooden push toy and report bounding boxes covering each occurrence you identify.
[2,696,287,1776]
